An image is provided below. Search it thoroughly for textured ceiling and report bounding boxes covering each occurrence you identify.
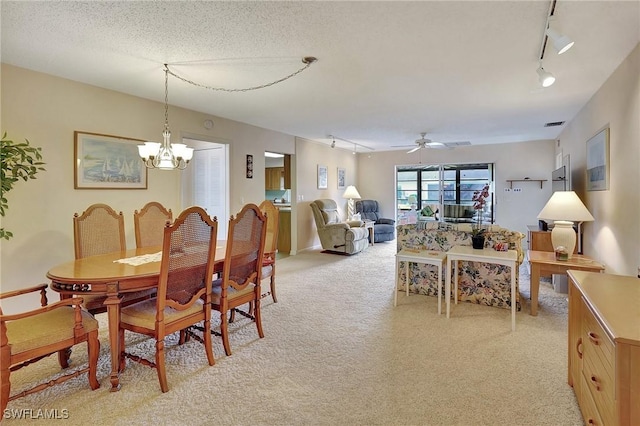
[2,1,639,152]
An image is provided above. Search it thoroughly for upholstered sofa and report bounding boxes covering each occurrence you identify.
[396,222,525,310]
[355,200,395,243]
[310,199,369,255]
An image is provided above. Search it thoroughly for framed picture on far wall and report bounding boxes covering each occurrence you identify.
[337,167,346,189]
[246,154,254,179]
[317,165,328,189]
[74,131,147,189]
[586,127,610,191]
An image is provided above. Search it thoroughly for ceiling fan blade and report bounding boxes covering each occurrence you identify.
[407,146,421,154]
[425,141,446,148]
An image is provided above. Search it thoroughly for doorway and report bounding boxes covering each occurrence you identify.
[182,138,229,238]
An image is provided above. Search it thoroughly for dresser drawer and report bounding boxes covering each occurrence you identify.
[581,302,615,425]
[579,374,605,426]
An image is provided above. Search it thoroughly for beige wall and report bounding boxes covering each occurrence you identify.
[357,140,557,238]
[556,43,640,275]
[0,64,295,298]
[294,137,359,252]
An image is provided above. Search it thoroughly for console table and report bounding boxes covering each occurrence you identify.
[395,248,447,314]
[445,246,518,331]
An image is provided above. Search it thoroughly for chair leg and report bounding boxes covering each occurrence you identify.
[118,327,126,373]
[220,311,232,356]
[155,338,168,393]
[57,347,71,369]
[270,274,277,303]
[87,330,100,390]
[1,343,11,415]
[254,299,265,339]
[203,317,215,366]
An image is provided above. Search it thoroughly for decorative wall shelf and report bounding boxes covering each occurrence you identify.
[506,179,547,189]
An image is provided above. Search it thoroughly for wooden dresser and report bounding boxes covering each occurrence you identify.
[567,270,640,425]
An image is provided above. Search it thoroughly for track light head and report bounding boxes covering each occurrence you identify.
[537,66,556,87]
[546,26,574,55]
[331,138,335,148]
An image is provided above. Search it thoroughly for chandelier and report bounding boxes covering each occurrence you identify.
[138,65,194,170]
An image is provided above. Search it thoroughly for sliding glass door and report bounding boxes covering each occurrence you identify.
[396,163,494,224]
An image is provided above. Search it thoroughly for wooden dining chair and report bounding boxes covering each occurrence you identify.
[258,200,279,304]
[134,201,173,248]
[0,284,100,414]
[118,206,217,393]
[211,203,266,356]
[73,203,126,259]
[73,203,154,314]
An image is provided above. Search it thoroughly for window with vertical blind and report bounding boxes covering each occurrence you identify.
[396,163,494,224]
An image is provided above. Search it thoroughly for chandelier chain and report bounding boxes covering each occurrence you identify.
[164,57,317,93]
[164,67,169,130]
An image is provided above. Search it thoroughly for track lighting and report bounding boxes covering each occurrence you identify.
[537,66,556,87]
[535,1,573,88]
[546,25,574,55]
[327,135,374,152]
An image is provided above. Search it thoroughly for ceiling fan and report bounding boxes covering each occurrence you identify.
[400,133,471,153]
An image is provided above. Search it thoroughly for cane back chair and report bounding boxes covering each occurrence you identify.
[73,203,154,314]
[258,200,279,303]
[119,206,217,393]
[211,203,266,356]
[134,201,173,249]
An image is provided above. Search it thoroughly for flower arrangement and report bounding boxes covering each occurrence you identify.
[471,184,490,236]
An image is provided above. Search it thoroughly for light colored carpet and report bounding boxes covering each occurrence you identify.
[5,242,582,425]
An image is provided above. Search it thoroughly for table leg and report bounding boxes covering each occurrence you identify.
[437,263,442,315]
[511,262,516,331]
[56,293,72,368]
[445,259,451,318]
[394,257,399,306]
[530,264,540,316]
[104,283,122,391]
[405,261,410,299]
[454,260,459,305]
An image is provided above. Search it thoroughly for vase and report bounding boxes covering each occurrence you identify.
[472,235,485,249]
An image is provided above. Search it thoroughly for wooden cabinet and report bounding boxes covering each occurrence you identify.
[283,154,291,189]
[527,225,577,253]
[568,270,640,426]
[277,209,291,254]
[265,167,284,190]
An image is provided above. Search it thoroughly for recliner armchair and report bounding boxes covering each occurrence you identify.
[355,199,396,243]
[310,199,369,255]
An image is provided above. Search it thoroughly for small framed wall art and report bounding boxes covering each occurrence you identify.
[74,131,147,189]
[246,154,253,178]
[586,127,610,191]
[337,167,346,190]
[317,164,328,189]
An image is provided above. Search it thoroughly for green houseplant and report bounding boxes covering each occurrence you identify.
[1,132,46,239]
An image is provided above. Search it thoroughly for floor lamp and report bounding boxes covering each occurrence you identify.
[342,185,361,220]
[537,191,594,259]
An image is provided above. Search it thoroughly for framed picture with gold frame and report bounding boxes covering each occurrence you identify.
[74,131,147,189]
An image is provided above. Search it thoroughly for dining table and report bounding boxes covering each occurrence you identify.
[47,244,226,391]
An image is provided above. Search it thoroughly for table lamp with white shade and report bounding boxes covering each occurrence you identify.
[537,191,594,259]
[342,185,361,220]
